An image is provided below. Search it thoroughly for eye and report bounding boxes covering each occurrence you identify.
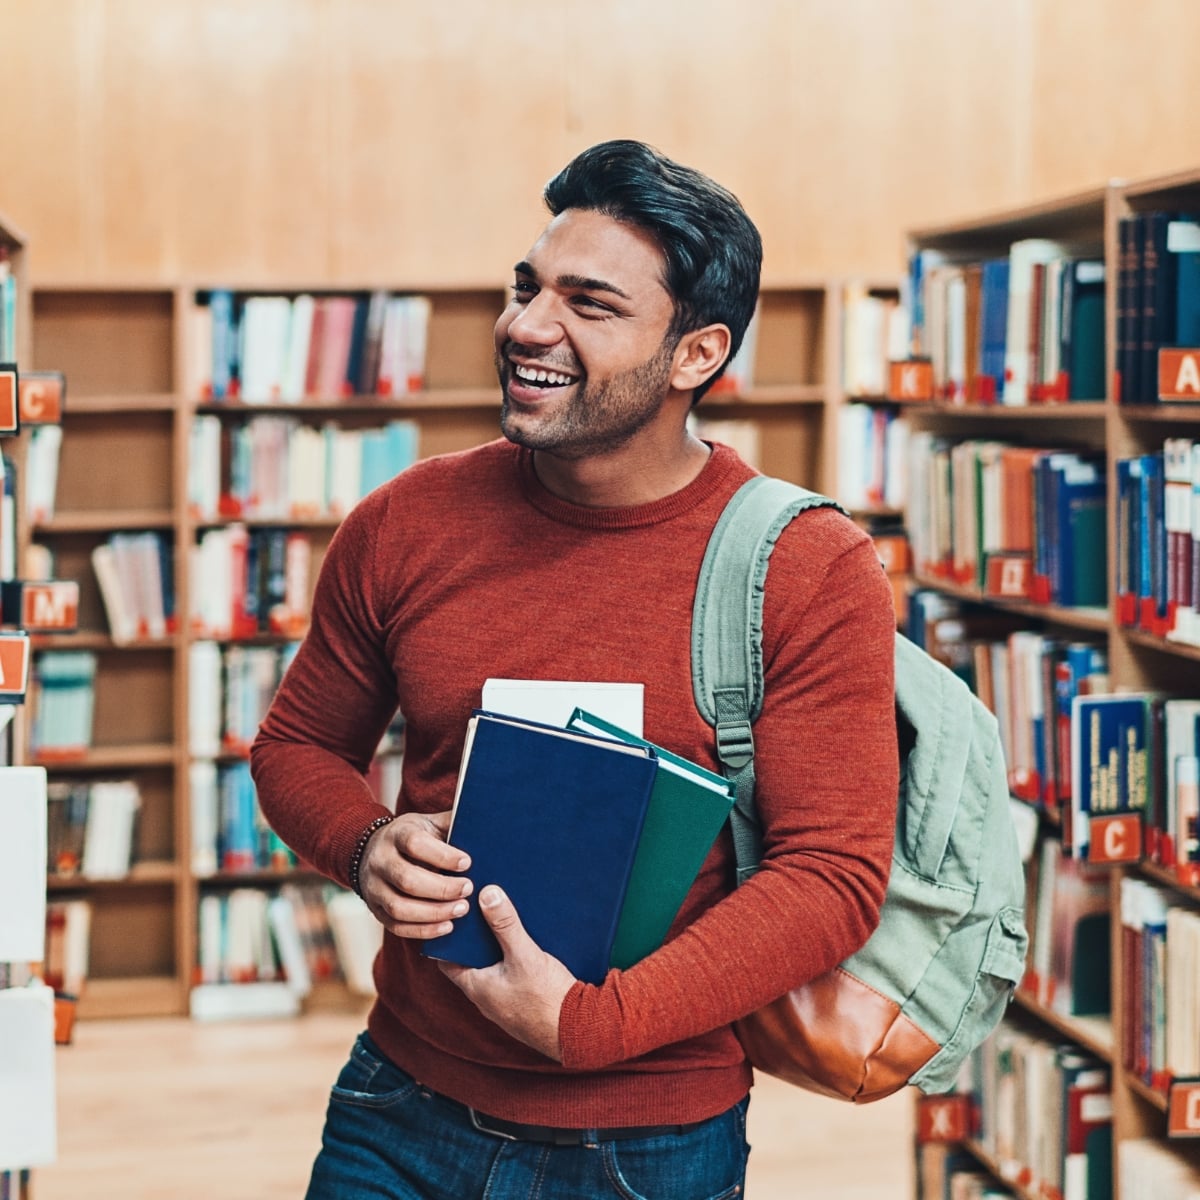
[572,295,614,316]
[510,280,537,303]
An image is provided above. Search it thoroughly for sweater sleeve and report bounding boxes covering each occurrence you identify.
[557,529,899,1070]
[249,489,400,889]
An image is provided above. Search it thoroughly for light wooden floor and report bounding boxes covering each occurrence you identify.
[36,1010,915,1199]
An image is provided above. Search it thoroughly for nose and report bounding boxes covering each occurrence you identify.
[505,291,564,347]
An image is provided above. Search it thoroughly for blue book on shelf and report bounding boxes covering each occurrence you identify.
[1170,218,1200,347]
[208,289,237,401]
[979,257,1010,399]
[422,711,657,984]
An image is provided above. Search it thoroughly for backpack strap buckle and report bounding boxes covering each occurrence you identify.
[713,687,755,772]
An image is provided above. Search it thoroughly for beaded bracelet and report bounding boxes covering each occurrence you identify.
[349,814,396,898]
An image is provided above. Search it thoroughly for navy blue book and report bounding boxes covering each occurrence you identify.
[422,712,657,984]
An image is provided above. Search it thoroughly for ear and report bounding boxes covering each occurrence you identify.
[670,324,732,394]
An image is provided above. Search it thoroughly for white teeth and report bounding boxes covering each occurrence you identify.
[515,364,574,386]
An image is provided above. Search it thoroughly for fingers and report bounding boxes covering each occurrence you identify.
[476,886,530,959]
[359,809,474,938]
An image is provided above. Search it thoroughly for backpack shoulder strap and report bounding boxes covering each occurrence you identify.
[692,475,848,884]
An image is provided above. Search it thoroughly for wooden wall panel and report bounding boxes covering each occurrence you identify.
[1030,2,1200,197]
[1,0,1197,287]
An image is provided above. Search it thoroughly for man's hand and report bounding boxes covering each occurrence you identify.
[439,886,576,1061]
[358,810,473,938]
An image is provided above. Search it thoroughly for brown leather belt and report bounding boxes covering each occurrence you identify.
[467,1107,706,1145]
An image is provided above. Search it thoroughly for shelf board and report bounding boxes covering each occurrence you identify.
[193,388,500,413]
[960,1139,1037,1200]
[31,632,176,652]
[1118,403,1200,423]
[904,400,1107,419]
[1134,860,1200,903]
[63,393,177,414]
[1124,1071,1170,1113]
[1123,628,1200,663]
[35,509,175,533]
[195,864,324,887]
[1011,991,1114,1060]
[33,743,177,770]
[48,861,178,891]
[192,513,341,531]
[706,384,826,406]
[75,974,185,1020]
[911,574,1110,631]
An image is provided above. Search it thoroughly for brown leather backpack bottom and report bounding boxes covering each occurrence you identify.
[734,966,940,1103]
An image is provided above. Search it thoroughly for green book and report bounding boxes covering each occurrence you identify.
[567,708,734,970]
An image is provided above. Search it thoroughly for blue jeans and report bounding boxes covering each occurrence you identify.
[305,1032,751,1199]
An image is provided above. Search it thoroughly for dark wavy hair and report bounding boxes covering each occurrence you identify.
[543,140,762,402]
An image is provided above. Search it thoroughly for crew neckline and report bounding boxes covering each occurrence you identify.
[515,442,746,530]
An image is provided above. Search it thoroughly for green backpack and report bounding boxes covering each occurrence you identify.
[692,475,1029,1103]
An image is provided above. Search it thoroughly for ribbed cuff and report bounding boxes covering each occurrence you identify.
[557,981,627,1071]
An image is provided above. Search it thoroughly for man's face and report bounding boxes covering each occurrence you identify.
[494,208,680,461]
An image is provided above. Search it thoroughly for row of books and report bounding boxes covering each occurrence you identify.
[27,651,96,757]
[92,530,176,644]
[1115,441,1200,647]
[191,883,381,1019]
[190,290,433,403]
[1120,876,1200,1089]
[191,524,311,641]
[907,433,1106,608]
[45,779,141,880]
[969,1023,1113,1200]
[1115,211,1200,404]
[837,403,908,511]
[908,594,1199,873]
[841,283,909,398]
[189,640,299,758]
[188,413,420,523]
[909,241,1106,405]
[190,759,295,877]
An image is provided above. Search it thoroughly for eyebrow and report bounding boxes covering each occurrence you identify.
[513,261,633,302]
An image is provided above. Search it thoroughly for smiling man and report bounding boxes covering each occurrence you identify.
[251,140,899,1199]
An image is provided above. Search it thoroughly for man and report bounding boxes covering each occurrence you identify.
[251,139,898,1199]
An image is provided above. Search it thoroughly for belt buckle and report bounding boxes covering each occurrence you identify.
[468,1108,520,1141]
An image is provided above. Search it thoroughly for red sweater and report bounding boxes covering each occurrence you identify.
[251,439,898,1127]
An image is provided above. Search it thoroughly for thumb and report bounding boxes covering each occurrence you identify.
[479,885,531,959]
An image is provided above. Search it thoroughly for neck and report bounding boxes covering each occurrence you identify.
[533,428,712,508]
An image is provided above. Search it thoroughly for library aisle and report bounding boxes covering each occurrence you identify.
[37,1010,915,1199]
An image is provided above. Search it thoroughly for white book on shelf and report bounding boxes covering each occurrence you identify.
[188,640,223,757]
[1002,238,1069,405]
[187,413,222,521]
[24,424,62,524]
[0,766,48,962]
[80,780,140,879]
[267,895,313,997]
[0,981,57,1170]
[326,890,382,996]
[92,542,137,645]
[402,295,432,392]
[196,892,224,984]
[189,760,219,876]
[184,295,214,401]
[281,294,315,402]
[239,295,292,403]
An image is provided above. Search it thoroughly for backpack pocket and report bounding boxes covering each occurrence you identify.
[909,905,1028,1095]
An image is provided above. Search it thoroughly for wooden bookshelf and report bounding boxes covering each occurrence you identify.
[24,279,858,1022]
[905,177,1200,1200]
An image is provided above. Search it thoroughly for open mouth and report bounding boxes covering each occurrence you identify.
[512,362,579,389]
